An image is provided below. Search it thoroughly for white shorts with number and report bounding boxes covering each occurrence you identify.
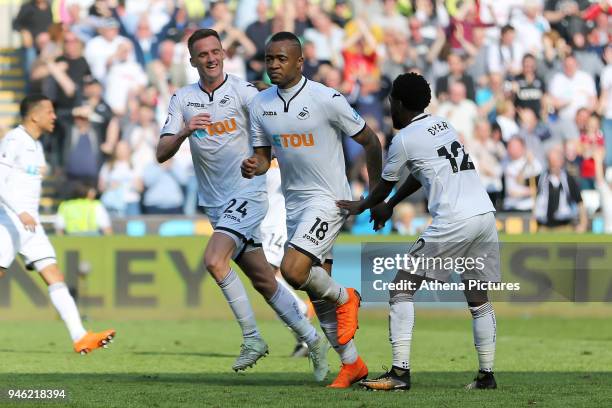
[408,211,500,282]
[261,223,287,268]
[204,191,268,259]
[0,208,56,271]
[286,202,346,265]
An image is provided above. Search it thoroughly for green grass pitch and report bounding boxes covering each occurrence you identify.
[0,312,611,407]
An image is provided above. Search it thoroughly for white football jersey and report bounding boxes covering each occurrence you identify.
[0,126,46,216]
[161,73,266,208]
[382,113,495,224]
[250,77,365,212]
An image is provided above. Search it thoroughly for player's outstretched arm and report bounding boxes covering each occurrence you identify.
[352,125,382,192]
[369,174,423,231]
[241,146,271,179]
[336,179,395,215]
[156,112,212,163]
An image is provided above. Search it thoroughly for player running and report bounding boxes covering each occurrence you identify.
[0,94,115,354]
[241,32,383,388]
[261,158,314,357]
[156,29,329,379]
[337,72,500,391]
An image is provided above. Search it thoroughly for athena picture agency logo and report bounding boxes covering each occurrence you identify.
[360,242,612,303]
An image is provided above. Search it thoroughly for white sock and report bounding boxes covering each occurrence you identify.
[469,302,496,372]
[218,268,260,339]
[300,266,348,305]
[389,300,414,370]
[312,299,358,364]
[48,282,87,341]
[267,283,318,346]
[276,275,308,316]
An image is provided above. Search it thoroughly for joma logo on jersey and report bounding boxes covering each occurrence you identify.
[272,133,315,148]
[263,111,277,116]
[193,118,237,138]
[187,102,206,108]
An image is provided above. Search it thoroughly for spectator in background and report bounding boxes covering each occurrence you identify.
[495,99,520,143]
[55,182,112,236]
[436,82,478,145]
[342,17,381,93]
[64,105,103,185]
[104,41,147,116]
[593,147,612,233]
[302,41,322,79]
[245,0,273,81]
[578,114,605,190]
[571,31,605,79]
[112,5,179,69]
[13,0,53,73]
[392,202,418,235]
[517,107,552,165]
[549,54,597,123]
[487,24,524,77]
[600,44,612,167]
[534,146,587,232]
[147,40,187,101]
[304,11,345,68]
[98,141,142,217]
[374,0,409,36]
[543,0,587,42]
[503,137,543,212]
[476,72,506,121]
[84,18,129,84]
[512,54,547,119]
[435,52,476,102]
[511,1,550,57]
[81,77,114,155]
[50,31,92,114]
[462,27,489,86]
[141,160,185,215]
[127,105,158,177]
[406,18,444,82]
[220,27,257,80]
[469,119,505,207]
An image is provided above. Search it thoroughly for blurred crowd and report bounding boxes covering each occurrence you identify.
[8,0,612,233]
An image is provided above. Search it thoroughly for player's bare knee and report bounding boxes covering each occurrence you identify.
[205,253,230,281]
[463,282,489,306]
[39,264,64,285]
[0,268,5,279]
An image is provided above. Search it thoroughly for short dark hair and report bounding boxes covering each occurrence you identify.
[20,94,50,119]
[187,29,221,54]
[267,31,302,49]
[501,24,515,35]
[391,73,431,112]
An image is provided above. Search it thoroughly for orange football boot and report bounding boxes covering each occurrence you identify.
[327,356,369,388]
[336,288,361,345]
[73,329,116,355]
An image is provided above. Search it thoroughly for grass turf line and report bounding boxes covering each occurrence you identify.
[0,313,610,407]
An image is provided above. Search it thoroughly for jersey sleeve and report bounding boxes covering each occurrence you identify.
[249,98,270,148]
[325,92,366,137]
[0,135,24,214]
[160,93,184,136]
[381,137,407,182]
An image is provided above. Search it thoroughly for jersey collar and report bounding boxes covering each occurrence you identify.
[409,113,430,125]
[198,74,228,102]
[276,76,307,112]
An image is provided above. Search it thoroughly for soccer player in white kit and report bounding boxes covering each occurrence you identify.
[338,73,500,391]
[156,29,329,378]
[241,32,383,388]
[0,95,115,354]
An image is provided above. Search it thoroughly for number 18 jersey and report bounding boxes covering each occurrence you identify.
[382,113,494,225]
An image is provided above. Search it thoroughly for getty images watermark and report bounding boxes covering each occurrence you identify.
[360,242,612,303]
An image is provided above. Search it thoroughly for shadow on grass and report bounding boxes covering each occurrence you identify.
[0,372,610,389]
